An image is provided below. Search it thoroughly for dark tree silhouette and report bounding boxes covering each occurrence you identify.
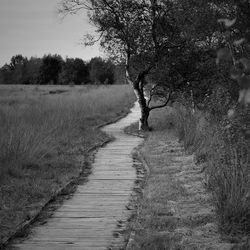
[59,58,89,85]
[38,54,63,85]
[88,57,115,85]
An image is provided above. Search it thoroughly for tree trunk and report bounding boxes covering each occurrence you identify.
[125,62,151,130]
[136,90,150,130]
[139,104,150,130]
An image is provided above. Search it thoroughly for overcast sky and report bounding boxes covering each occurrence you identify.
[0,0,101,67]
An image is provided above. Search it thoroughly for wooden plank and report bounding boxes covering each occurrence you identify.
[54,207,128,213]
[13,244,107,250]
[23,237,113,242]
[46,217,118,224]
[35,224,118,230]
[51,211,129,218]
[30,229,115,238]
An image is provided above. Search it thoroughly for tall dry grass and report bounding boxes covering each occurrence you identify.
[171,103,250,237]
[206,126,250,236]
[0,85,134,174]
[172,103,210,156]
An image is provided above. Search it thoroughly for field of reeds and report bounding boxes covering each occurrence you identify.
[0,84,135,245]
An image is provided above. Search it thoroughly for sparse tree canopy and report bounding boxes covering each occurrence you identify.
[59,0,229,129]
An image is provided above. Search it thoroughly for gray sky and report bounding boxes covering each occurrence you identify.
[0,0,101,67]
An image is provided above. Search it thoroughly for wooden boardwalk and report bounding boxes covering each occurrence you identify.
[9,103,143,250]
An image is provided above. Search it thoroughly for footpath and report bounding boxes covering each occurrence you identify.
[6,103,143,250]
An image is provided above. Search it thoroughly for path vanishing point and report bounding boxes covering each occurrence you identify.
[9,102,143,250]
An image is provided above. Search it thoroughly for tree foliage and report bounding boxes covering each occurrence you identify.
[88,57,115,84]
[59,58,89,85]
[38,54,63,85]
[0,55,116,85]
[59,0,234,129]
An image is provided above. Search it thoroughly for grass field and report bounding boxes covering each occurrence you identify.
[0,84,135,245]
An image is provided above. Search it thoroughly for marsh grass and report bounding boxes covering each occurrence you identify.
[171,103,250,239]
[207,131,250,236]
[0,84,135,244]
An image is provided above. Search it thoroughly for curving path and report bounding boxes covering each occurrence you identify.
[10,102,143,250]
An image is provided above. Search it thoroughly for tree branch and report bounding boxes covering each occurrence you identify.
[149,91,172,111]
[147,83,160,106]
[151,0,160,54]
[101,0,130,48]
[58,0,95,15]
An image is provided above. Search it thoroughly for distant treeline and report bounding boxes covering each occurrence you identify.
[0,54,126,85]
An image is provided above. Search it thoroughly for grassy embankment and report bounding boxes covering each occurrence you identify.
[126,107,233,249]
[0,84,135,246]
[172,104,250,247]
[126,102,249,249]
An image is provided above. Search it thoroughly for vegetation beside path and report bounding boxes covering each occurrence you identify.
[172,103,250,249]
[125,107,234,250]
[0,84,135,247]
